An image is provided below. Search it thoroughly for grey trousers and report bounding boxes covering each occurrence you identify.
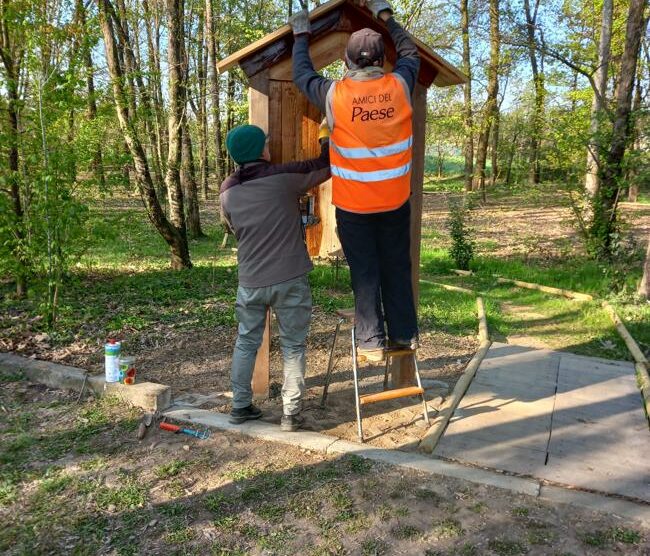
[231,274,312,415]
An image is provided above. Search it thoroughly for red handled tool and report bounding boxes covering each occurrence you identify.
[160,422,211,440]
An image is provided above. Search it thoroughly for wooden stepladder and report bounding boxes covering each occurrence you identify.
[322,309,430,443]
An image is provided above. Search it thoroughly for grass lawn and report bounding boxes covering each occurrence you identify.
[1,183,649,369]
[1,373,648,555]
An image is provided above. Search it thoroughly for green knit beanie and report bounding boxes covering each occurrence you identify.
[226,125,267,165]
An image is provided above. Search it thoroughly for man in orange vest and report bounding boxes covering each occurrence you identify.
[290,0,419,361]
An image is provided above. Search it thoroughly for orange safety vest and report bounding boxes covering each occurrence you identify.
[330,73,413,214]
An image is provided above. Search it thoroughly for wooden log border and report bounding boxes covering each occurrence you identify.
[602,300,650,420]
[419,297,491,453]
[477,297,489,343]
[419,279,475,296]
[495,276,593,301]
[421,272,649,425]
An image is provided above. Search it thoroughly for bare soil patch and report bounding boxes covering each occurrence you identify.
[2,377,649,555]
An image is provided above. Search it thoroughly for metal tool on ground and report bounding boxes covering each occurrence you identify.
[321,308,430,442]
[137,411,158,440]
[160,421,211,440]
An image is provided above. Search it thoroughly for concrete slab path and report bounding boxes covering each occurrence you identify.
[434,342,650,502]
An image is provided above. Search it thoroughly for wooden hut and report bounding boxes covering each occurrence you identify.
[217,0,466,397]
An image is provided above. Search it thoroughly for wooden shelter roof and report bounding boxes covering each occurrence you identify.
[216,0,466,88]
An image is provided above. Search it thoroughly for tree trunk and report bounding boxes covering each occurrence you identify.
[205,0,224,184]
[143,0,167,178]
[180,10,205,240]
[490,109,500,186]
[640,234,650,300]
[0,9,27,297]
[504,127,519,187]
[109,0,164,192]
[472,0,499,200]
[584,0,613,197]
[226,71,235,175]
[181,128,205,238]
[98,0,191,269]
[524,0,544,185]
[460,0,473,192]
[75,0,106,188]
[164,0,191,266]
[592,0,646,258]
[626,68,644,202]
[196,6,209,199]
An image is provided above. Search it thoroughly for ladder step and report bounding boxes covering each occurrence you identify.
[359,386,424,405]
[386,348,416,357]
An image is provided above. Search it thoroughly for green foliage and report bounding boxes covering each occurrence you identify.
[447,197,475,271]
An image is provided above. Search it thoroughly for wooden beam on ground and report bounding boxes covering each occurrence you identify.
[420,297,491,453]
[602,301,648,365]
[602,300,650,422]
[635,362,650,422]
[419,341,492,453]
[419,279,475,295]
[452,269,474,276]
[477,297,489,343]
[495,277,593,301]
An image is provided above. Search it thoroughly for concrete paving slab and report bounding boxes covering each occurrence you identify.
[540,456,650,502]
[435,435,546,475]
[434,344,650,503]
[559,354,635,376]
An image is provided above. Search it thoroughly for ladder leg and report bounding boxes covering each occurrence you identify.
[413,354,430,426]
[351,327,364,443]
[321,317,344,407]
[383,353,390,390]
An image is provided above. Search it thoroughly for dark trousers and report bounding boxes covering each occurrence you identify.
[336,202,418,349]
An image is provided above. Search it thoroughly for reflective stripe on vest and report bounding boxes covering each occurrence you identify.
[330,73,413,214]
[331,136,413,159]
[331,162,412,182]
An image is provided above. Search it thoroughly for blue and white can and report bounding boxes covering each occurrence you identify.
[104,340,121,383]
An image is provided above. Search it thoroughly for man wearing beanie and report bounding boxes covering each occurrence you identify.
[220,123,330,431]
[290,1,420,362]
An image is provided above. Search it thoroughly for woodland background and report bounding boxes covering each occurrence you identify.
[0,0,648,331]
[1,4,650,552]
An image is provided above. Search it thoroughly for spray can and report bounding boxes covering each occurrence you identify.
[104,339,121,383]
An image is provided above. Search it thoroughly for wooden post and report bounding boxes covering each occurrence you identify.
[252,307,271,400]
[247,77,315,399]
[391,83,427,388]
[248,73,272,399]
